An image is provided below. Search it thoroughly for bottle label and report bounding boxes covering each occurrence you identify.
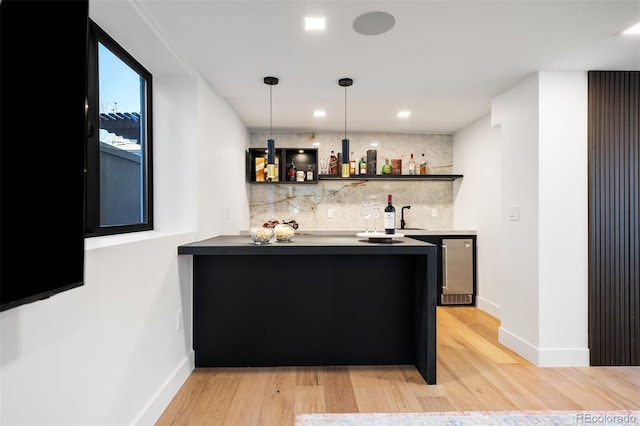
[384,212,395,233]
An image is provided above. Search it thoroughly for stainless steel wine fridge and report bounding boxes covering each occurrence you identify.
[441,238,474,305]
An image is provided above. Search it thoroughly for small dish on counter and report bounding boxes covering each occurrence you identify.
[356,231,405,243]
[274,223,295,242]
[250,226,273,244]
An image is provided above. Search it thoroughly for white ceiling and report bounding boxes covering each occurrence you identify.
[131,0,640,134]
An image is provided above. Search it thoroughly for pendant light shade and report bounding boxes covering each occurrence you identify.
[264,76,279,181]
[339,77,353,178]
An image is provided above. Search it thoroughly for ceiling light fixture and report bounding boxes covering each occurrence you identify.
[339,77,353,178]
[397,111,411,118]
[264,76,278,181]
[305,17,325,31]
[314,110,326,117]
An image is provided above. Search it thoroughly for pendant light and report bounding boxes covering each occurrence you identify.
[264,76,279,181]
[339,77,353,178]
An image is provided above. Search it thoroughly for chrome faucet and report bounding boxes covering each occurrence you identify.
[401,206,411,229]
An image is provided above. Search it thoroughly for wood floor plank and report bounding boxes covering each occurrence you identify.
[438,308,521,364]
[257,367,297,426]
[155,369,213,425]
[156,307,640,425]
[178,369,241,426]
[295,366,319,386]
[317,366,359,413]
[220,368,271,426]
[349,366,393,413]
[294,385,326,414]
[554,367,640,409]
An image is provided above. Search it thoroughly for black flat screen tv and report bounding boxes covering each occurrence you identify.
[0,0,88,312]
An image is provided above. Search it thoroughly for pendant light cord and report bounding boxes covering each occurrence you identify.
[270,84,273,138]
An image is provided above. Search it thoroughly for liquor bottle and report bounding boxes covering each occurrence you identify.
[419,153,428,175]
[408,153,416,175]
[306,164,314,181]
[381,159,392,175]
[384,194,396,235]
[329,150,338,175]
[359,157,367,175]
[349,151,357,175]
[288,158,297,181]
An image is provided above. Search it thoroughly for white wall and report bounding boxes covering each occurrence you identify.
[453,115,502,317]
[488,72,589,366]
[0,2,250,425]
[195,74,251,240]
[492,74,541,361]
[537,71,588,366]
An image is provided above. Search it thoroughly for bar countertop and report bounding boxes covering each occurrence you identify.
[178,234,436,256]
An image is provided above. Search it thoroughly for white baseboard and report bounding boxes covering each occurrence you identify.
[132,351,195,425]
[499,326,540,364]
[538,347,589,367]
[475,296,501,319]
[499,327,590,367]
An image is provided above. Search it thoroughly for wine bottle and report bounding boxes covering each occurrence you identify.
[408,153,416,175]
[384,194,396,234]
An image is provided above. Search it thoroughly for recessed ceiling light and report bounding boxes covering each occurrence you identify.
[370,142,379,147]
[312,142,320,147]
[397,111,411,118]
[305,17,325,31]
[622,21,640,35]
[314,110,326,117]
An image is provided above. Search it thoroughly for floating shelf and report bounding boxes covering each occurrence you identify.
[247,148,318,183]
[318,174,463,182]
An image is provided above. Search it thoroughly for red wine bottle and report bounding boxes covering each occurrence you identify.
[384,194,396,234]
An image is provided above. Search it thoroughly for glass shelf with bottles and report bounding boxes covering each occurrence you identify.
[247,148,318,184]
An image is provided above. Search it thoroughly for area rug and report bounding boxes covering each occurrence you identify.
[295,410,640,425]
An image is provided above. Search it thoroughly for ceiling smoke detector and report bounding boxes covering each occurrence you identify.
[353,11,395,36]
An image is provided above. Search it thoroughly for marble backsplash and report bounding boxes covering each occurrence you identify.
[248,131,455,231]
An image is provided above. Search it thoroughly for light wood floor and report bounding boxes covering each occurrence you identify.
[156,307,639,425]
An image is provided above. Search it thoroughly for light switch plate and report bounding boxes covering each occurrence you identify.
[509,205,520,221]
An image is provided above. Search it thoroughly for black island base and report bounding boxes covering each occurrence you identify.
[178,234,438,385]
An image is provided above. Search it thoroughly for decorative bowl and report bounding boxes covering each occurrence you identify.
[250,226,273,244]
[274,223,295,242]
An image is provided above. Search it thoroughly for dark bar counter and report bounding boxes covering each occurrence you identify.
[178,234,438,384]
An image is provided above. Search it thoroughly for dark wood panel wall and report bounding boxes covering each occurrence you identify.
[588,71,639,366]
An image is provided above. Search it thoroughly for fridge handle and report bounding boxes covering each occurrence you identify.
[442,243,447,289]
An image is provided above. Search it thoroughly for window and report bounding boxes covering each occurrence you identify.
[85,19,153,237]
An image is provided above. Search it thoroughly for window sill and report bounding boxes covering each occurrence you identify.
[84,230,195,251]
